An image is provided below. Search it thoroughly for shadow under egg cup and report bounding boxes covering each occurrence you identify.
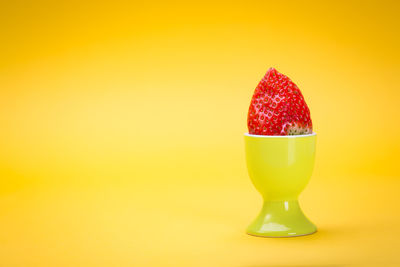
[244,133,317,237]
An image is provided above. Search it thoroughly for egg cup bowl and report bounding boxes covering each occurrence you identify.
[244,132,317,237]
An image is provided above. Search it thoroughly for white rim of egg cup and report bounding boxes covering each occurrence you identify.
[244,132,316,138]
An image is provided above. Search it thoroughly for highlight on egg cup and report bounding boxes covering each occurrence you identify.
[244,132,317,237]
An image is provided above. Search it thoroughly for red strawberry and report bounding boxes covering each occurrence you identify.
[247,68,312,135]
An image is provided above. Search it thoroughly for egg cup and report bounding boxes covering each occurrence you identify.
[244,133,317,237]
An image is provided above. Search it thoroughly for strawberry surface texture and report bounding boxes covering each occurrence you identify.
[247,68,312,136]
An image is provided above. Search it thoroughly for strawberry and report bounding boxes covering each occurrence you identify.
[247,68,312,135]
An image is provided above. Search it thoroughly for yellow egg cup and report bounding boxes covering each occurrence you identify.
[244,133,317,237]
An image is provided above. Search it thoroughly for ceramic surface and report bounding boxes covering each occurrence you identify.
[244,133,317,237]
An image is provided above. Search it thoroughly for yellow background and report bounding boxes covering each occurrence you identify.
[1,1,399,266]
